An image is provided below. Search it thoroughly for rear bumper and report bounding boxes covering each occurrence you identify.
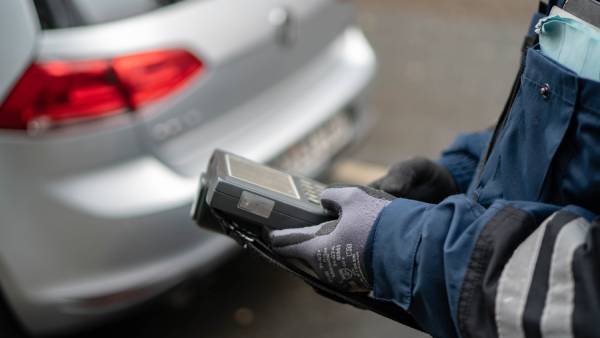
[0,28,376,334]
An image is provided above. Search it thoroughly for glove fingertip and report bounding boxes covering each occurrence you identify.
[272,242,309,261]
[320,185,353,202]
[269,224,322,247]
[269,229,286,247]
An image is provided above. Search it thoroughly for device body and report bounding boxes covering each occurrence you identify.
[192,150,334,236]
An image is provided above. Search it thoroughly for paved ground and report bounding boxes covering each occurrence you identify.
[351,0,535,165]
[8,1,540,337]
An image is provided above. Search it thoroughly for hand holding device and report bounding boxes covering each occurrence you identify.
[270,185,394,292]
[192,150,423,332]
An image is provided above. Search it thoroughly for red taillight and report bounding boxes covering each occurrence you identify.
[113,50,202,109]
[0,49,203,131]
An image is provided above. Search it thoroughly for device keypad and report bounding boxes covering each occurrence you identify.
[298,179,326,205]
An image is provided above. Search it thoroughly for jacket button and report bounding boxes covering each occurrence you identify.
[540,83,551,100]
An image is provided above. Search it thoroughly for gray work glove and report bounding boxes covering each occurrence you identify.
[370,157,458,204]
[270,185,394,292]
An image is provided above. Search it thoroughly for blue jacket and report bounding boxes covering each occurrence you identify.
[366,4,600,337]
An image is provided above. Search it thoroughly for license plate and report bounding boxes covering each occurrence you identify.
[271,112,354,176]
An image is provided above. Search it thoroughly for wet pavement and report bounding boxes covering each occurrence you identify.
[6,0,538,337]
[61,253,421,338]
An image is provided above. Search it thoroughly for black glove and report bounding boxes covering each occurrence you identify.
[370,157,458,204]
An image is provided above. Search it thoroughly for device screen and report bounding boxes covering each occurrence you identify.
[226,154,300,199]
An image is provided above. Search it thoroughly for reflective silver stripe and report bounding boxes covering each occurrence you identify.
[495,213,556,338]
[541,217,590,338]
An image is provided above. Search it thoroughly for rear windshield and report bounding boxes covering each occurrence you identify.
[33,0,188,30]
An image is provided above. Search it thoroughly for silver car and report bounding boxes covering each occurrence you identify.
[0,0,375,334]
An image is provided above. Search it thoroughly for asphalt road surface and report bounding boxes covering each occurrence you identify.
[7,1,539,337]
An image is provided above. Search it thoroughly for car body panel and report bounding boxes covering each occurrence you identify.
[0,0,38,101]
[0,0,376,334]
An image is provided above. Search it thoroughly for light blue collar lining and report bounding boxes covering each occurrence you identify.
[536,11,600,81]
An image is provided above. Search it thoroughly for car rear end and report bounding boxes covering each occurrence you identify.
[0,0,376,334]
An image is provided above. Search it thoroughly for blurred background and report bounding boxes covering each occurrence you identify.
[0,0,538,337]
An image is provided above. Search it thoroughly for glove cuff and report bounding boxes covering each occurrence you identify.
[363,208,384,287]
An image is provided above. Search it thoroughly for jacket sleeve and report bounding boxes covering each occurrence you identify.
[438,129,492,193]
[365,195,596,338]
[457,206,600,338]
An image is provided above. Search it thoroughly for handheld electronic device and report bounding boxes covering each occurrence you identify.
[192,149,334,237]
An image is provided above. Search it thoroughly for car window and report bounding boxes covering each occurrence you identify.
[33,0,187,29]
